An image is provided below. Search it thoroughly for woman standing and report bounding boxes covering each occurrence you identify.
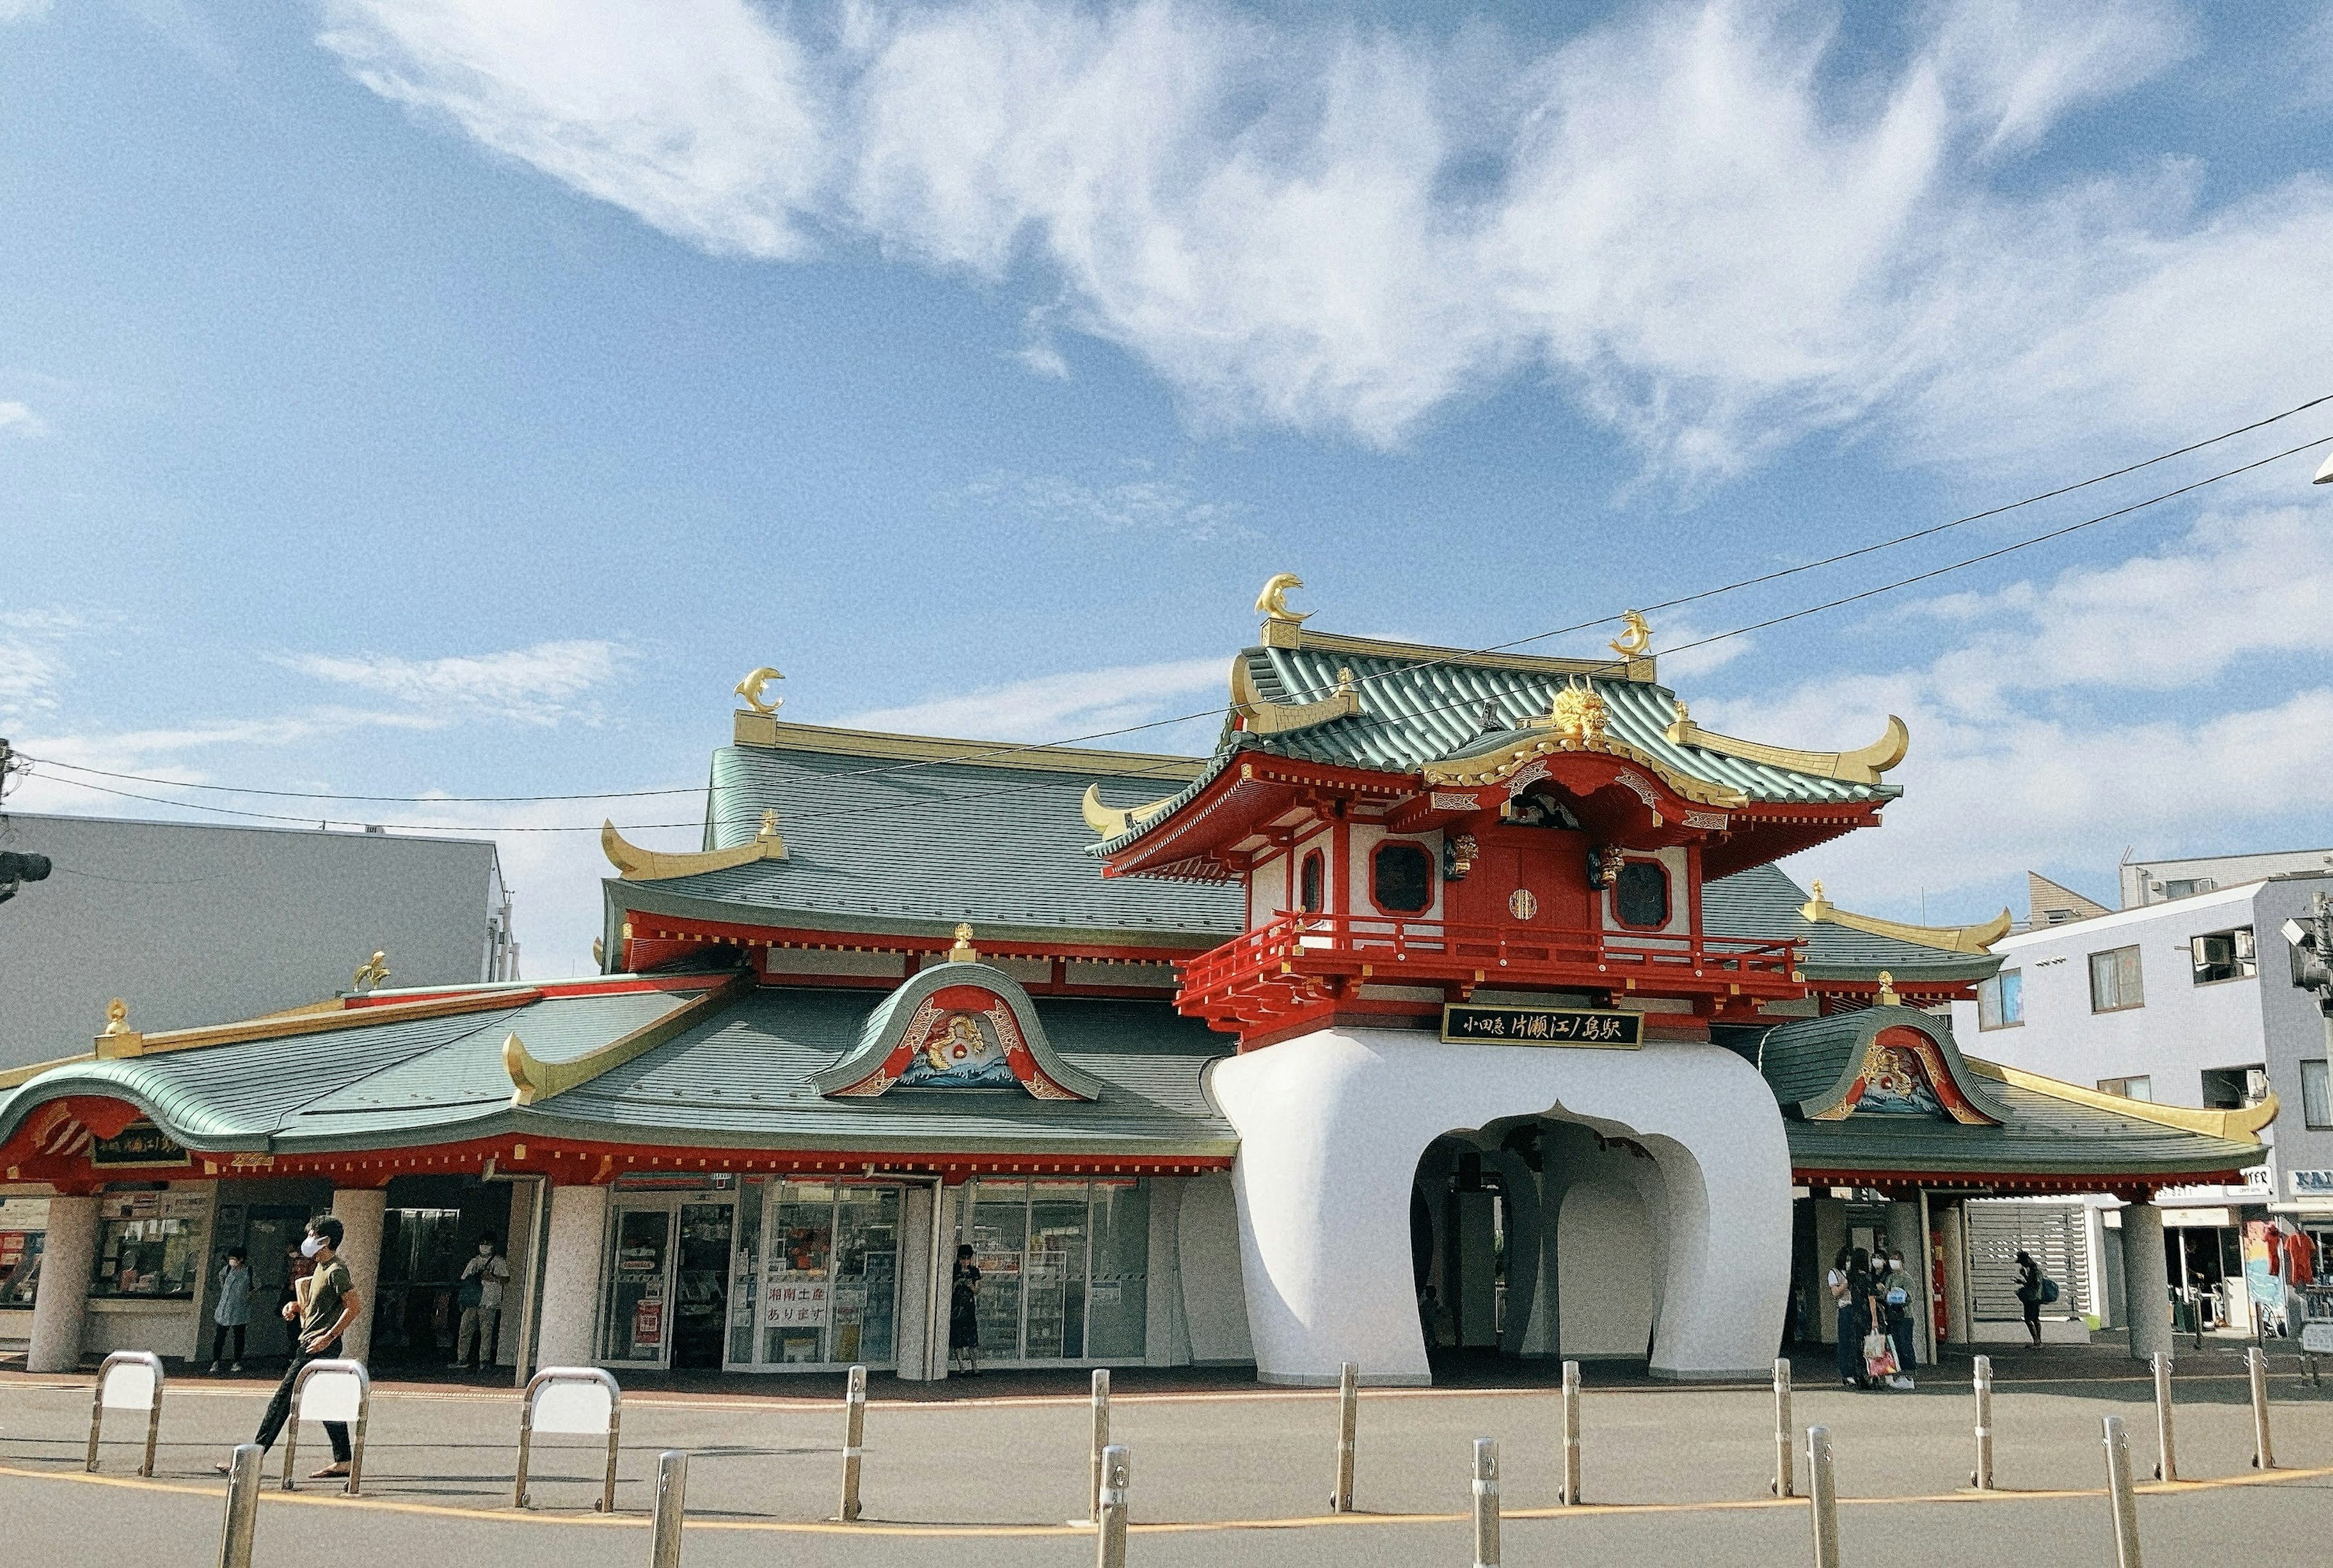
[949,1243,982,1376]
[1827,1246,1860,1388]
[208,1247,253,1374]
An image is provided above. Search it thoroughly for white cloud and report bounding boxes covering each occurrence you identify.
[961,463,1253,541]
[0,400,47,437]
[279,638,628,724]
[0,1,53,24]
[310,0,2323,479]
[838,654,1229,746]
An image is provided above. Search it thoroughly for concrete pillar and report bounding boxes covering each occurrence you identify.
[2120,1200,2173,1361]
[498,1179,539,1371]
[895,1183,935,1381]
[1809,1197,1848,1344]
[27,1194,98,1374]
[327,1189,386,1363]
[1143,1177,1191,1368]
[1939,1202,1972,1345]
[1885,1199,1925,1365]
[536,1184,609,1368]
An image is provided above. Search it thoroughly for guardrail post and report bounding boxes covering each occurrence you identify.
[515,1367,622,1513]
[649,1450,688,1568]
[86,1351,166,1476]
[840,1363,868,1522]
[1559,1360,1582,1505]
[2246,1346,2274,1470]
[2103,1414,2142,1568]
[214,1442,262,1568]
[1095,1443,1130,1568]
[277,1359,369,1496]
[1089,1368,1111,1523]
[1470,1438,1499,1568]
[1332,1360,1358,1513]
[1806,1425,1839,1568]
[2150,1351,2177,1482]
[1772,1357,1794,1498]
[1970,1354,1994,1490]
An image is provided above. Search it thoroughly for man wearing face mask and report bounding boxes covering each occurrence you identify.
[450,1232,512,1374]
[221,1214,363,1478]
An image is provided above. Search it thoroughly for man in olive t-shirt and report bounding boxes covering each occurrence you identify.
[224,1214,364,1479]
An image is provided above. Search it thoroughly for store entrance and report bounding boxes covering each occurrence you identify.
[672,1202,733,1371]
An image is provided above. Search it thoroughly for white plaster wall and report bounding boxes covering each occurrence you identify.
[1208,1028,1792,1385]
[1175,1172,1255,1364]
[1601,845,1690,936]
[1346,825,1444,922]
[536,1184,609,1368]
[1555,1181,1654,1357]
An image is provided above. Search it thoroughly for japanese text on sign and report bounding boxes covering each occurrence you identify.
[765,1278,832,1328]
[1440,1004,1642,1049]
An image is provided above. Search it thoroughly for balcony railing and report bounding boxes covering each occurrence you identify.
[1175,911,1803,1029]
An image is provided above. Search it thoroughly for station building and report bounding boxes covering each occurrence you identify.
[0,589,2272,1384]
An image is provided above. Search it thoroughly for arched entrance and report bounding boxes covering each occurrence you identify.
[1210,1025,1791,1385]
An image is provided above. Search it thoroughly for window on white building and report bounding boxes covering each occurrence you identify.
[2089,945,2143,1012]
[1978,970,2023,1029]
[2199,1065,2267,1109]
[2098,1075,2153,1101]
[2190,927,2256,984]
[2298,1060,2328,1130]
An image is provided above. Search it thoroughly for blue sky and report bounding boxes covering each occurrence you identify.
[4,0,2332,975]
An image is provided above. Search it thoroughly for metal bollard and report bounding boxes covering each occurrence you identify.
[1331,1360,1357,1513]
[649,1450,688,1568]
[2246,1346,2275,1470]
[1772,1357,1795,1498]
[1970,1354,1995,1490]
[1089,1369,1111,1524]
[839,1364,867,1522]
[214,1442,262,1568]
[2150,1352,2177,1483]
[1559,1360,1582,1505]
[1095,1443,1130,1568]
[1470,1438,1500,1568]
[2102,1415,2142,1568]
[1806,1425,1840,1568]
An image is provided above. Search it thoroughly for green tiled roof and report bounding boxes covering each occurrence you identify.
[1704,864,2003,982]
[1096,642,1899,857]
[1755,1006,2012,1121]
[807,961,1108,1100]
[625,742,1240,944]
[0,987,1235,1162]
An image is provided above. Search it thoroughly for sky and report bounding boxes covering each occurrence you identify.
[2,0,2332,977]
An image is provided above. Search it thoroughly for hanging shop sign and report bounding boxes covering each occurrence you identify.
[1439,1004,1642,1049]
[90,1121,190,1169]
[2289,1169,2333,1199]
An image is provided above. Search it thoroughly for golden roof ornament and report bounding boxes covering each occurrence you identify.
[1545,676,1609,743]
[1877,970,1900,1007]
[103,997,133,1036]
[353,951,391,992]
[1256,573,1310,648]
[948,923,979,963]
[95,996,145,1058]
[734,666,784,716]
[1609,609,1653,659]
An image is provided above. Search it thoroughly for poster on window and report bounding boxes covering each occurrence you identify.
[764,1279,831,1328]
[632,1298,663,1347]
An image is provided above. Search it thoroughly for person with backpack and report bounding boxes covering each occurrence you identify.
[450,1232,512,1373]
[1878,1250,1917,1389]
[2015,1250,2046,1347]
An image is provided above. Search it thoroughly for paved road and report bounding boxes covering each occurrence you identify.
[3,1344,2327,1566]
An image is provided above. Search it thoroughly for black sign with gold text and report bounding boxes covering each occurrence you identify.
[90,1121,191,1168]
[1439,1004,1642,1049]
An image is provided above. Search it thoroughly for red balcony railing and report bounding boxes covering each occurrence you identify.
[1175,911,1803,1029]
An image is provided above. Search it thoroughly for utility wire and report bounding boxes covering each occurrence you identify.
[18,390,2331,807]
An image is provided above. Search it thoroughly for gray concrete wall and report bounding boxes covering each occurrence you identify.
[0,812,511,1069]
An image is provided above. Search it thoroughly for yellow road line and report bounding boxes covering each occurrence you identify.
[2,1459,2328,1538]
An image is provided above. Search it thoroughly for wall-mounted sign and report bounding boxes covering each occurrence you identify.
[2291,1169,2333,1199]
[90,1122,190,1169]
[1441,1004,1642,1048]
[765,1279,832,1329]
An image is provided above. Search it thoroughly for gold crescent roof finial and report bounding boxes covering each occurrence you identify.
[1609,609,1652,659]
[1255,573,1310,625]
[735,666,784,716]
[353,950,391,991]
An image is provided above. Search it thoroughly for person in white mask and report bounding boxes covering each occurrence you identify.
[221,1215,362,1478]
[450,1232,512,1373]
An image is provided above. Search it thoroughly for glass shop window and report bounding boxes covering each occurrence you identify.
[956,1177,1149,1363]
[1299,850,1324,914]
[0,1196,49,1307]
[1613,860,1670,928]
[2302,1061,2329,1131]
[764,1181,837,1366]
[91,1217,200,1299]
[1371,841,1433,914]
[1978,970,2023,1030]
[2088,945,2144,1012]
[2098,1075,2153,1102]
[2190,928,2256,985]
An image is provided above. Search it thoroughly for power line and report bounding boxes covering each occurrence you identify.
[18,390,2331,807]
[24,428,2326,839]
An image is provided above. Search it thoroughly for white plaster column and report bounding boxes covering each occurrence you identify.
[327,1189,386,1363]
[2120,1200,2173,1361]
[1209,1029,1793,1385]
[27,1193,98,1374]
[535,1184,609,1368]
[1143,1177,1192,1368]
[894,1183,936,1381]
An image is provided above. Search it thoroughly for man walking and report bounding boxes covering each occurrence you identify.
[450,1231,512,1373]
[219,1214,363,1479]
